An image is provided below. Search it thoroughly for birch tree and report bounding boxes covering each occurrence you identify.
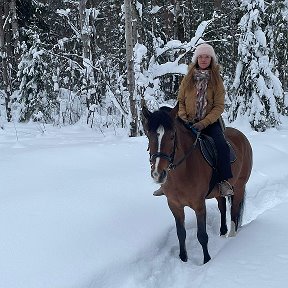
[124,0,138,137]
[10,0,20,61]
[79,0,97,114]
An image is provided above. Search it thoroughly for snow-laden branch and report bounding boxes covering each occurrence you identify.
[151,18,215,78]
[56,9,81,38]
[2,11,11,30]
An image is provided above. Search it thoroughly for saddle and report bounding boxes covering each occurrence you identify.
[199,134,237,196]
[181,119,236,196]
[199,134,236,169]
[182,120,236,168]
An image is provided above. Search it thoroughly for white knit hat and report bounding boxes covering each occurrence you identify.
[192,43,217,63]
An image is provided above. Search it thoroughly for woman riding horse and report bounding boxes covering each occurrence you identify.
[154,43,233,197]
[142,43,253,264]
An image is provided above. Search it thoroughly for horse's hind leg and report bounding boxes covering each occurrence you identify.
[216,197,228,236]
[168,203,187,262]
[229,184,245,237]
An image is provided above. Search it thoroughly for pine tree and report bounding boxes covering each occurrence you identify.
[210,0,242,101]
[265,0,288,93]
[228,0,284,131]
[18,33,57,122]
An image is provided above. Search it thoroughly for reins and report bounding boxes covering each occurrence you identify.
[168,125,201,170]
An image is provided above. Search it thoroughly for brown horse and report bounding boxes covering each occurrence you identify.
[142,104,253,264]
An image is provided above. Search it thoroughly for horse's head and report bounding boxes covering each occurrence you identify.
[142,103,179,184]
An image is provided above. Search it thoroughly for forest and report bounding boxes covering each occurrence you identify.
[0,0,287,136]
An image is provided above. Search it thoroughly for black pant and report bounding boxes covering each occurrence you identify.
[202,121,233,181]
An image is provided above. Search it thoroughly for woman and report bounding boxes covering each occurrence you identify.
[154,43,233,197]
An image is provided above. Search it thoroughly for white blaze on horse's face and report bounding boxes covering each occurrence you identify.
[151,125,167,183]
[155,125,165,169]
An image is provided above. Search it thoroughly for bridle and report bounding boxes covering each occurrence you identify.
[149,130,177,171]
[149,124,200,171]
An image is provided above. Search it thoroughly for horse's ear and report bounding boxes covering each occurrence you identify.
[141,104,152,120]
[141,104,151,134]
[170,102,179,119]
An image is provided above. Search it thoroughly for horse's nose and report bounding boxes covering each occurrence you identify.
[152,170,159,179]
[152,169,167,184]
[158,170,167,183]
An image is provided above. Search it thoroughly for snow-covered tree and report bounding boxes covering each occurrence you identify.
[265,0,288,93]
[1,0,287,131]
[18,33,57,122]
[228,0,284,131]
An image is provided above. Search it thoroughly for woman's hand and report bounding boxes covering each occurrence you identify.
[193,122,205,131]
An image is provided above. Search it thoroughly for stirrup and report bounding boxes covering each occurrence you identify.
[219,180,234,197]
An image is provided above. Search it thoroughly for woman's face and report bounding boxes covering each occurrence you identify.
[197,54,212,70]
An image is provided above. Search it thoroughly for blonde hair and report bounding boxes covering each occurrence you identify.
[181,58,223,92]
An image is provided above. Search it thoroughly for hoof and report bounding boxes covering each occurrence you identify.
[179,252,188,262]
[220,227,228,236]
[204,255,211,264]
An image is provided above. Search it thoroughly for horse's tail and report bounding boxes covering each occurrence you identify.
[227,186,246,230]
[238,189,246,228]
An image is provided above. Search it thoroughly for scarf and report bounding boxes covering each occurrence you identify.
[194,69,210,121]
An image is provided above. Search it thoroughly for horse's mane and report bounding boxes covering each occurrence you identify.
[147,106,173,132]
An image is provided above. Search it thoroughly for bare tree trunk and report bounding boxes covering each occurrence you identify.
[79,0,89,101]
[0,1,12,122]
[79,0,97,122]
[174,0,184,42]
[10,0,20,61]
[231,0,239,71]
[79,0,90,60]
[124,0,138,137]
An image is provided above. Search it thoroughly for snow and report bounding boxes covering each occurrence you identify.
[135,1,143,18]
[153,60,188,78]
[150,6,162,14]
[143,16,216,80]
[1,116,288,288]
[56,9,71,17]
[229,0,285,130]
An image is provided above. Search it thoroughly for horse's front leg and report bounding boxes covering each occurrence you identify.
[216,196,228,236]
[195,204,211,264]
[168,202,187,262]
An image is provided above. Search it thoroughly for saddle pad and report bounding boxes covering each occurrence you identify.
[199,135,236,169]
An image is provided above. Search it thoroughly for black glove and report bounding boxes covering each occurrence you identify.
[192,122,205,131]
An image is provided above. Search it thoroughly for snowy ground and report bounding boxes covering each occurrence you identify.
[1,117,288,288]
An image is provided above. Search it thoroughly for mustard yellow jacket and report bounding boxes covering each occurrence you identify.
[177,78,225,128]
